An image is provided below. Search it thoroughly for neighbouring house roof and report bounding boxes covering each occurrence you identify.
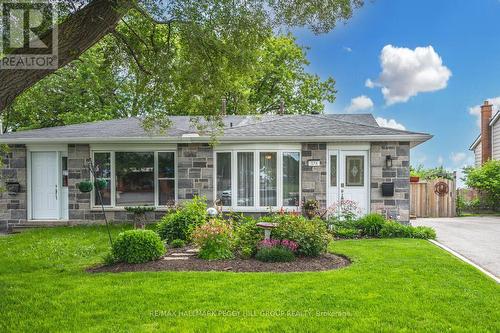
[469,110,500,150]
[0,114,432,147]
[470,134,481,151]
[489,110,500,127]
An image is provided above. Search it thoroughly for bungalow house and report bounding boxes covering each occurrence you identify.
[469,101,500,166]
[0,114,431,230]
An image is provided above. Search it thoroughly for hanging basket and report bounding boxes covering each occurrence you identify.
[94,179,108,190]
[78,180,93,193]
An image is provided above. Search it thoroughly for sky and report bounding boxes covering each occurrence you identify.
[293,0,500,182]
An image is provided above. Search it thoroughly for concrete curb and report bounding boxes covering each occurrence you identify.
[429,239,499,284]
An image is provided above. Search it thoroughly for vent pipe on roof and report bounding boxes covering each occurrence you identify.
[221,98,226,116]
[279,99,285,115]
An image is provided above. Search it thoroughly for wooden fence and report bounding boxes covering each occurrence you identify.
[410,178,456,218]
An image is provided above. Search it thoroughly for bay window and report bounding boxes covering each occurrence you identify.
[92,150,176,207]
[215,149,300,209]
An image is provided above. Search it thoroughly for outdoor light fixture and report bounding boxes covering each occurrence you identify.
[385,155,393,168]
[265,154,273,160]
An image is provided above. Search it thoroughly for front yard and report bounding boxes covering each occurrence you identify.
[0,225,498,332]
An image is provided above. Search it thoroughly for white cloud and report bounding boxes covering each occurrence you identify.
[343,46,352,52]
[437,156,444,165]
[369,45,452,105]
[365,78,375,88]
[345,95,374,113]
[450,152,467,164]
[468,97,500,127]
[375,117,406,130]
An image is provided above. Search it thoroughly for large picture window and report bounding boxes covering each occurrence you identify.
[92,150,176,207]
[215,150,300,209]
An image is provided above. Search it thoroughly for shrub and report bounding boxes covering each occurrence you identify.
[328,199,361,221]
[379,221,413,238]
[332,227,358,239]
[192,218,235,260]
[156,196,207,242]
[112,230,165,264]
[463,160,500,208]
[255,246,295,262]
[411,226,436,239]
[354,213,386,237]
[259,239,299,252]
[240,246,253,259]
[234,218,264,256]
[170,239,186,248]
[265,214,332,257]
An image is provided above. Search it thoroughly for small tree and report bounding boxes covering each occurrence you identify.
[463,160,500,210]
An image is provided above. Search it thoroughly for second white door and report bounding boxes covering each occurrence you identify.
[31,151,60,220]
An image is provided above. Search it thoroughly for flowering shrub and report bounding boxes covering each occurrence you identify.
[259,239,299,253]
[192,218,235,260]
[260,214,332,257]
[328,199,361,221]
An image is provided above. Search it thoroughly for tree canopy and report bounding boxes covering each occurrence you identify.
[463,160,500,208]
[0,0,363,130]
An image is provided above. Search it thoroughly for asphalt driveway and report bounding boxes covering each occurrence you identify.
[413,216,500,279]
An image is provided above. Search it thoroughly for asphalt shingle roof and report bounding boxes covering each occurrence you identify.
[0,114,431,146]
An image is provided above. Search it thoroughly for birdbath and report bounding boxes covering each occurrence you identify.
[256,222,278,240]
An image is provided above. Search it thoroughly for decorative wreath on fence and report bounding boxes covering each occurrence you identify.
[434,181,449,196]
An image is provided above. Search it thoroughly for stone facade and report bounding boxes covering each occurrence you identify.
[0,145,27,230]
[177,143,214,203]
[0,141,412,226]
[370,142,410,223]
[301,143,327,208]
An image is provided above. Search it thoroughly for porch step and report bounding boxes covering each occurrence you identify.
[7,221,71,234]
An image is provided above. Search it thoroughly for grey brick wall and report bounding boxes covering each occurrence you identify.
[301,143,327,208]
[0,145,27,230]
[177,143,214,203]
[370,142,410,223]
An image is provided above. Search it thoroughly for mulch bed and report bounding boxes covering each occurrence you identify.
[88,251,351,273]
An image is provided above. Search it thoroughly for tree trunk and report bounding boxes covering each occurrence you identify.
[0,0,133,112]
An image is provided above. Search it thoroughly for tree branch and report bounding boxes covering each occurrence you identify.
[112,30,152,75]
[0,0,134,112]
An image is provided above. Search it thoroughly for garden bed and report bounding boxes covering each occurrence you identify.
[88,251,350,273]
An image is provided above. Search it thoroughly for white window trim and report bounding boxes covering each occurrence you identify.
[214,149,301,212]
[90,149,177,210]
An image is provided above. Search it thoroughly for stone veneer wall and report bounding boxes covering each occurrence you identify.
[177,143,214,203]
[0,145,27,230]
[301,143,327,208]
[370,142,410,223]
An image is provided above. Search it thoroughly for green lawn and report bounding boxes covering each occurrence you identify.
[0,226,498,332]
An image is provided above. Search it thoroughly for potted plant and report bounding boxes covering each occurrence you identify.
[303,199,319,219]
[410,168,420,183]
[77,180,93,193]
[94,179,108,190]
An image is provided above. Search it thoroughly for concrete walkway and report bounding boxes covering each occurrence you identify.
[413,217,500,279]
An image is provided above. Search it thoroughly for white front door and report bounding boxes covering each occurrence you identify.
[327,149,369,216]
[31,152,60,220]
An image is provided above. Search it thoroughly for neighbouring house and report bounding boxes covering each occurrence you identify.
[469,101,500,166]
[0,114,431,230]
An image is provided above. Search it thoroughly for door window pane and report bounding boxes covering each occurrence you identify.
[283,152,300,206]
[260,152,277,206]
[158,152,175,205]
[237,152,254,206]
[115,152,154,206]
[216,152,232,206]
[330,155,337,187]
[346,156,364,186]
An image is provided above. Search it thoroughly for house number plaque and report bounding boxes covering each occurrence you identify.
[307,159,321,167]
